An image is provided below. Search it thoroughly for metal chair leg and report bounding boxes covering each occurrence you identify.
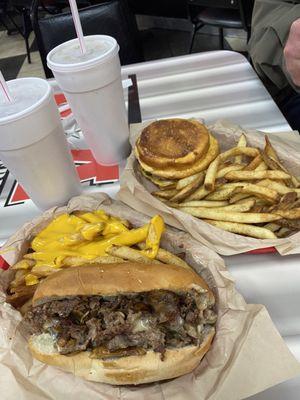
[25,35,31,63]
[189,22,204,54]
[189,24,197,54]
[218,27,224,50]
[22,9,32,64]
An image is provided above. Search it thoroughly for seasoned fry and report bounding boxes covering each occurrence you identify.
[106,245,162,264]
[264,223,281,232]
[225,170,291,181]
[186,185,211,201]
[264,136,279,161]
[229,187,251,204]
[257,179,293,195]
[12,259,35,270]
[204,220,277,239]
[142,214,165,258]
[277,227,294,238]
[181,201,254,213]
[171,173,204,202]
[255,161,268,171]
[155,248,192,270]
[274,208,300,219]
[176,172,204,190]
[216,164,244,178]
[243,154,263,171]
[276,218,300,230]
[62,255,126,266]
[204,156,220,191]
[31,265,63,277]
[180,200,228,207]
[217,182,247,190]
[220,146,259,161]
[262,152,300,188]
[233,183,280,204]
[178,207,280,223]
[206,186,243,201]
[235,133,247,163]
[152,189,178,199]
[10,270,27,288]
[275,192,298,210]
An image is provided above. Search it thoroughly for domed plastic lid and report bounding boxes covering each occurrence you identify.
[0,77,51,124]
[47,35,119,73]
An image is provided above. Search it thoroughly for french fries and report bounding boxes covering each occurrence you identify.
[243,154,263,171]
[204,220,277,239]
[186,185,211,201]
[141,131,300,239]
[180,200,228,207]
[225,170,291,181]
[62,256,126,266]
[220,146,259,161]
[152,189,178,199]
[235,133,247,164]
[8,211,197,310]
[231,183,280,204]
[204,156,220,191]
[178,207,279,223]
[171,173,204,202]
[216,164,244,178]
[107,245,162,264]
[257,179,293,195]
[176,172,204,190]
[205,186,241,201]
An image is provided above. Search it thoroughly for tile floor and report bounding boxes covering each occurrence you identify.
[0,19,247,81]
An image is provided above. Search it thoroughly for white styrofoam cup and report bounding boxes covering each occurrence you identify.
[0,77,82,210]
[47,35,130,166]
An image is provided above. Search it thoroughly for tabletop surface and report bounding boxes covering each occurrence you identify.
[1,51,300,399]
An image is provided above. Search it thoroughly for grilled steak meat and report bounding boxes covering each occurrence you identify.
[24,289,216,359]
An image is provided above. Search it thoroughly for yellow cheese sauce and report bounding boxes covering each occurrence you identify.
[28,210,165,269]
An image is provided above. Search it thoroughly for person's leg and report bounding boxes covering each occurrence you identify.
[277,90,300,131]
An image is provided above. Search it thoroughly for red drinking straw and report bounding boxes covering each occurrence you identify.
[68,0,86,54]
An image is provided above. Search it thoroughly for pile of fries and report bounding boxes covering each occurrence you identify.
[147,135,300,240]
[7,210,190,310]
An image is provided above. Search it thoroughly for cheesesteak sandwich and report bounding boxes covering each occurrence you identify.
[24,262,217,385]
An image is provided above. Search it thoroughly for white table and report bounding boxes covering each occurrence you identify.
[123,51,300,399]
[1,51,299,399]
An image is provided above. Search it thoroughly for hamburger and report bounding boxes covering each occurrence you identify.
[135,119,219,180]
[136,119,210,168]
[24,262,217,385]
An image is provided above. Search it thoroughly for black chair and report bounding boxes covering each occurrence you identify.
[128,0,189,19]
[31,0,144,78]
[188,0,254,53]
[0,0,33,62]
[10,0,34,62]
[0,0,13,32]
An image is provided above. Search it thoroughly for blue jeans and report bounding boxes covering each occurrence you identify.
[277,90,300,131]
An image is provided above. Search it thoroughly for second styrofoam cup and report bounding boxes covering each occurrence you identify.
[47,35,130,166]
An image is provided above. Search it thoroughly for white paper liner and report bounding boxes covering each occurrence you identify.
[0,193,299,399]
[117,119,300,255]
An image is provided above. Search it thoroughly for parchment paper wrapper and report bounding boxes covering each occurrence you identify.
[1,193,300,399]
[117,119,300,255]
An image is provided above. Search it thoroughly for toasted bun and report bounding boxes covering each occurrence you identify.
[136,119,209,168]
[29,327,215,385]
[136,133,219,179]
[32,262,212,306]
